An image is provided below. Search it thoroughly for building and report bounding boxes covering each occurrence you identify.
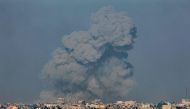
[162,104,172,109]
[138,103,155,109]
[182,99,190,107]
[7,105,18,109]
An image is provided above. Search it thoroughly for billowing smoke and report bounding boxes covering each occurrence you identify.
[40,6,137,102]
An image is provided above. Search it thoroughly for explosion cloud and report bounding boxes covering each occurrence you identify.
[41,6,137,102]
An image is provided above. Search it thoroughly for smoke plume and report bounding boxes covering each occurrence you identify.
[41,6,137,102]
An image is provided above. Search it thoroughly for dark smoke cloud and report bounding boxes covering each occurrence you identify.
[41,6,137,102]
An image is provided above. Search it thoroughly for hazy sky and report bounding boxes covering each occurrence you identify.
[0,0,190,103]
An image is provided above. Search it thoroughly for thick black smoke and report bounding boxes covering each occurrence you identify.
[40,6,137,102]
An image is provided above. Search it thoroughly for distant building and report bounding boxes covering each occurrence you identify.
[176,98,190,109]
[124,100,137,106]
[68,104,85,109]
[86,99,106,109]
[162,104,172,109]
[182,99,190,106]
[138,103,155,109]
[7,105,18,109]
[157,101,172,109]
[42,103,59,109]
[57,98,65,104]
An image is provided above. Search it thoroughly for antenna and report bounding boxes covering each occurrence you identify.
[186,88,188,99]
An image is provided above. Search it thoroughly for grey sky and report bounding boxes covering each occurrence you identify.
[0,0,190,103]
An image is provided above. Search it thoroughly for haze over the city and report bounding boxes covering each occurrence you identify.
[0,0,190,103]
